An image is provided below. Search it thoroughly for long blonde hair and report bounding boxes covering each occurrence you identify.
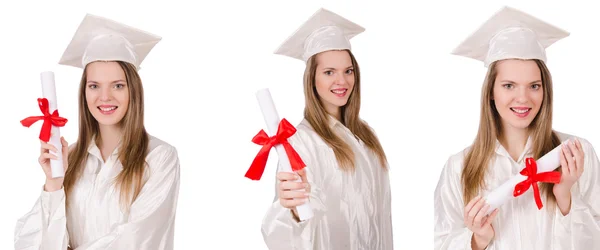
[461,59,561,206]
[64,61,149,211]
[303,49,388,171]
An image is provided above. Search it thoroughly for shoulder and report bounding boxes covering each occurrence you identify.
[442,146,472,175]
[295,119,314,134]
[435,146,471,194]
[554,131,597,153]
[289,119,326,147]
[146,134,180,171]
[148,135,177,153]
[357,118,378,134]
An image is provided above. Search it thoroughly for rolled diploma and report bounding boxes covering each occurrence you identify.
[484,139,569,215]
[256,88,314,221]
[41,71,65,178]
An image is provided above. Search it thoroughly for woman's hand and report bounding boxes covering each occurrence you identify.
[553,139,585,214]
[276,168,310,221]
[464,195,499,250]
[39,137,69,192]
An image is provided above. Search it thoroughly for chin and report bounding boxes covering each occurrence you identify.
[334,99,350,107]
[95,119,121,127]
[508,121,534,130]
[91,113,125,127]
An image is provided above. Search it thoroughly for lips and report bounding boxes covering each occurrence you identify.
[331,88,348,97]
[510,107,531,114]
[99,106,116,111]
[98,105,118,115]
[510,107,531,118]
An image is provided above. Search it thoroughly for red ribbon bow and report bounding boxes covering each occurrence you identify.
[20,98,68,142]
[245,118,306,180]
[513,157,561,209]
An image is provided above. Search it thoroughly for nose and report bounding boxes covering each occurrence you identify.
[100,86,112,102]
[335,73,347,85]
[516,86,528,103]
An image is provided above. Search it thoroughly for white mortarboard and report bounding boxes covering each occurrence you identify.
[451,6,569,67]
[274,8,365,62]
[58,13,161,70]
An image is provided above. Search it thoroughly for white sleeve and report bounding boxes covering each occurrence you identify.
[14,186,70,250]
[553,138,600,249]
[434,155,495,250]
[260,131,326,250]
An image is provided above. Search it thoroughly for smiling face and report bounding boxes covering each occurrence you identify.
[492,59,544,132]
[84,61,130,128]
[313,50,355,117]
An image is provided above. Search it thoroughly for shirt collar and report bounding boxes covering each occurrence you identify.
[87,135,122,162]
[495,135,533,163]
[327,114,342,129]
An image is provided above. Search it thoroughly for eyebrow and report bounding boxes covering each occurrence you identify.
[499,80,542,84]
[321,66,354,71]
[86,80,126,84]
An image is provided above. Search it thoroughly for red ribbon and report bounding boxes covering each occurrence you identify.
[245,118,306,180]
[513,157,561,209]
[20,98,68,142]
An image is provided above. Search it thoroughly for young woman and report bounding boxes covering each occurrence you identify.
[14,14,180,250]
[260,8,393,250]
[434,6,600,250]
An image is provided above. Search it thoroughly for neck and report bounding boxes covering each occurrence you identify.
[325,106,342,122]
[499,125,529,161]
[97,124,123,160]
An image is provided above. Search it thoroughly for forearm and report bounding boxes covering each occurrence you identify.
[471,234,491,250]
[554,186,572,216]
[44,179,63,192]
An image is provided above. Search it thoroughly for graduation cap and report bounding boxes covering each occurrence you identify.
[58,13,161,70]
[274,8,364,62]
[451,6,569,67]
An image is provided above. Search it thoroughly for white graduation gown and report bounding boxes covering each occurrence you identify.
[14,135,180,250]
[434,132,600,250]
[261,117,394,250]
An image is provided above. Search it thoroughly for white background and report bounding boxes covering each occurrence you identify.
[1,0,599,249]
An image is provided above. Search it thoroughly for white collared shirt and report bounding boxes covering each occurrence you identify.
[434,132,600,250]
[261,116,394,250]
[14,134,180,250]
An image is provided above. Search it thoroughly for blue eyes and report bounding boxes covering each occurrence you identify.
[502,83,541,90]
[324,69,354,75]
[88,83,126,89]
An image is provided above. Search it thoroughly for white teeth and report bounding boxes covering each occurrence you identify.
[99,107,116,112]
[331,89,346,94]
[511,108,529,114]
